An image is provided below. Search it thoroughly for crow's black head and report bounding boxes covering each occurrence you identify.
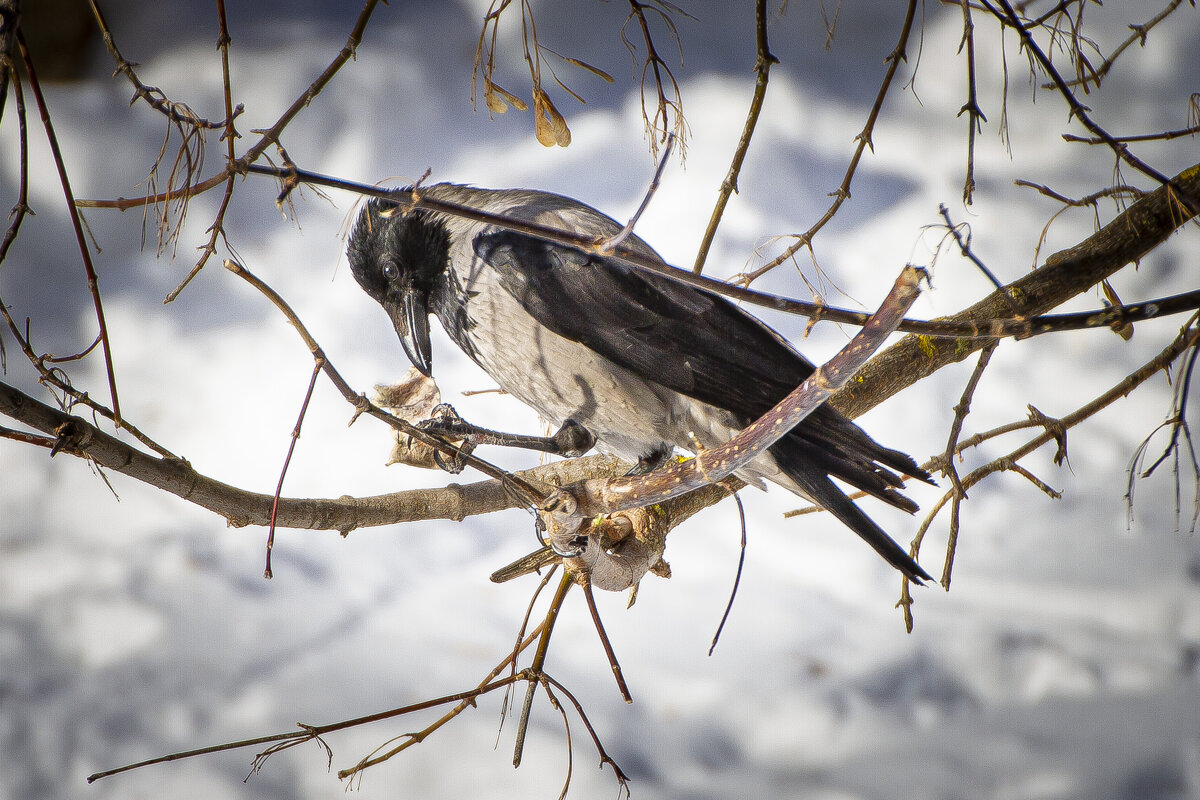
[347,197,451,375]
[348,198,450,303]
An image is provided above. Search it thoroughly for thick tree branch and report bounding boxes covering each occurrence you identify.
[832,161,1200,419]
[0,377,624,532]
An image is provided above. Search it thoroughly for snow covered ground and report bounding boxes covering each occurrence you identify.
[2,2,1199,798]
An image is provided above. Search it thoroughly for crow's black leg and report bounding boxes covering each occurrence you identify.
[420,404,597,460]
[627,443,674,476]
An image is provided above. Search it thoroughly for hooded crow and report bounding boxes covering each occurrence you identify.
[348,185,932,582]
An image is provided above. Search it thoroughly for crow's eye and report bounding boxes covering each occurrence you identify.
[381,260,399,282]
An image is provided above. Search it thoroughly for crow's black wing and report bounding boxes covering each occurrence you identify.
[475,229,931,582]
[475,230,809,411]
[473,229,925,484]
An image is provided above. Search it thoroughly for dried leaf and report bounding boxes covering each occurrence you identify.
[533,90,571,147]
[1101,280,1134,340]
[484,84,509,114]
[373,369,462,470]
[553,51,615,83]
[483,79,528,115]
[373,367,441,419]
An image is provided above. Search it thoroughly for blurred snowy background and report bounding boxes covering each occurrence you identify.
[2,1,1199,798]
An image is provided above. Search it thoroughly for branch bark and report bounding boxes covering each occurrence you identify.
[832,161,1200,419]
[0,377,624,532]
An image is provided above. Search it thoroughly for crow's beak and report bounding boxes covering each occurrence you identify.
[385,288,433,377]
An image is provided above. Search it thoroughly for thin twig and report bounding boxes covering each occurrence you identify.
[941,342,998,499]
[163,0,243,303]
[982,0,1199,215]
[514,571,573,767]
[602,132,675,254]
[337,626,547,779]
[18,29,122,426]
[1045,0,1187,91]
[708,491,747,656]
[0,20,29,266]
[623,0,688,153]
[581,580,633,702]
[264,358,323,579]
[741,0,920,283]
[956,0,988,204]
[692,0,776,274]
[221,258,550,508]
[245,162,1200,342]
[908,322,1200,607]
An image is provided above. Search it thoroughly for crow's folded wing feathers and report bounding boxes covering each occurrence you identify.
[474,229,932,582]
[473,230,928,506]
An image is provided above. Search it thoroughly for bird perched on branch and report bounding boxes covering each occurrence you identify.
[347,185,932,583]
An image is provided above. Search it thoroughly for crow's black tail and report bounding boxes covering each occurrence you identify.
[777,457,933,584]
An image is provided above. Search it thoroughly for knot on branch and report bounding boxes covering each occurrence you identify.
[1027,405,1068,465]
[50,420,91,456]
[542,501,670,592]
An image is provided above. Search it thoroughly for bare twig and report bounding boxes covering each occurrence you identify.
[740,0,920,283]
[163,0,243,302]
[264,358,323,579]
[248,162,1200,342]
[601,132,675,254]
[623,0,689,154]
[908,322,1200,614]
[692,0,776,274]
[0,0,29,267]
[76,0,385,307]
[221,257,550,508]
[708,490,747,656]
[832,161,1200,420]
[17,28,123,426]
[1044,0,1189,92]
[941,342,999,499]
[938,204,1019,310]
[982,0,1199,215]
[581,580,633,702]
[513,572,572,767]
[956,0,988,204]
[1125,324,1200,535]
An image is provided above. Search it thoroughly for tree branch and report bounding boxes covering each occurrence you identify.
[0,376,625,532]
[832,161,1200,419]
